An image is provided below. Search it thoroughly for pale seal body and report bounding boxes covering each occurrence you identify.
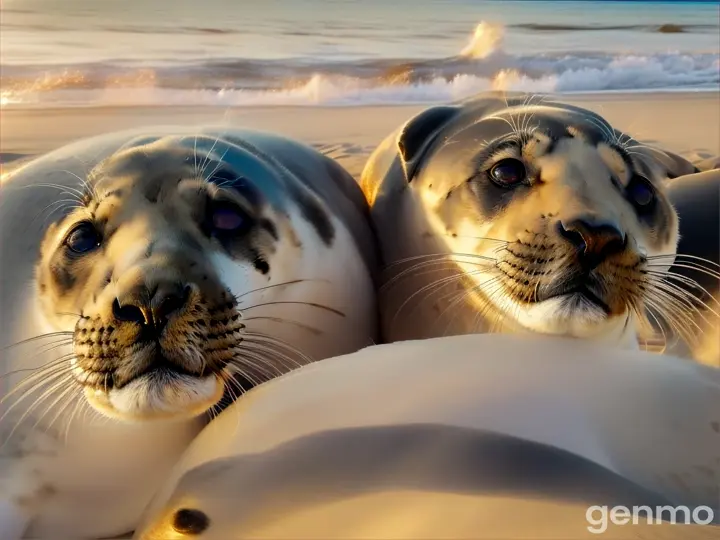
[134,334,720,539]
[361,93,708,350]
[663,168,720,366]
[0,128,377,538]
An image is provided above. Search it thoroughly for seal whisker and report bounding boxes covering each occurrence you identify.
[226,354,279,384]
[440,233,510,244]
[643,287,705,341]
[647,272,720,313]
[0,354,74,389]
[647,277,719,322]
[18,182,86,203]
[6,378,78,446]
[649,253,720,269]
[242,331,313,368]
[647,262,720,281]
[646,270,720,308]
[234,279,320,301]
[391,265,497,328]
[239,301,345,318]
[2,332,74,351]
[646,268,709,291]
[638,302,669,353]
[243,316,324,336]
[239,344,300,376]
[437,273,503,334]
[63,390,89,445]
[383,252,499,269]
[224,362,266,388]
[642,295,697,348]
[0,375,75,446]
[198,132,225,178]
[58,170,95,204]
[381,258,495,293]
[0,354,72,382]
[242,332,313,366]
[33,381,82,434]
[203,146,231,183]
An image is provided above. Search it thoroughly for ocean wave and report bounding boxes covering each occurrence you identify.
[1,21,718,108]
[511,22,718,33]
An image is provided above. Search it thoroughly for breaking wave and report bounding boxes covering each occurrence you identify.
[2,21,718,108]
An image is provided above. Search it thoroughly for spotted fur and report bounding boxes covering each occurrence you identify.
[362,93,692,346]
[31,134,376,422]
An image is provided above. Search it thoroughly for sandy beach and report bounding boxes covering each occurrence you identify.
[2,92,719,180]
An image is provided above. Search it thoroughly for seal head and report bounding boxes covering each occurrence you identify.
[362,94,686,344]
[33,132,376,422]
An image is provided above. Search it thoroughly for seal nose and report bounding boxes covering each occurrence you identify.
[556,217,626,270]
[112,283,191,333]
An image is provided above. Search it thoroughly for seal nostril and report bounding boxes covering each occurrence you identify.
[556,221,587,251]
[557,218,626,270]
[154,285,191,324]
[111,298,146,325]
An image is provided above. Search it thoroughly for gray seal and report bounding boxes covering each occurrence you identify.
[0,128,377,539]
[133,334,720,539]
[361,92,711,353]
[663,168,720,365]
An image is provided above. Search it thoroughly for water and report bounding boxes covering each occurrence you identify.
[1,0,718,108]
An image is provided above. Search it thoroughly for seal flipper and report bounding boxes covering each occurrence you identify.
[397,106,459,182]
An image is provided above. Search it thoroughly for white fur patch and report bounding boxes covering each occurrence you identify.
[106,375,221,420]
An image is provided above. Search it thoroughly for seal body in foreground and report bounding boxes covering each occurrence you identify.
[361,93,710,350]
[0,128,377,539]
[134,334,720,539]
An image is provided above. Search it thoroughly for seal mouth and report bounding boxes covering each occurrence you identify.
[535,274,614,315]
[551,286,612,314]
[72,346,214,391]
[76,346,227,421]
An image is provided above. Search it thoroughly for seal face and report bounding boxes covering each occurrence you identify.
[0,129,375,539]
[362,94,687,344]
[30,132,377,423]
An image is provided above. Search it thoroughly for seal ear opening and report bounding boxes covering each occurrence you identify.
[397,106,459,182]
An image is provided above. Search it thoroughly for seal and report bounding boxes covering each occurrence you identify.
[134,334,720,539]
[360,93,715,352]
[663,168,720,365]
[0,128,377,539]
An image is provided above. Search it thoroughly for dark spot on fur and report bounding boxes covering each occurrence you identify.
[50,260,76,291]
[712,422,720,434]
[290,185,335,245]
[544,137,558,155]
[254,257,270,275]
[172,508,210,535]
[259,218,278,240]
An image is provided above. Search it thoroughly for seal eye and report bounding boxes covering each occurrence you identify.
[626,174,656,212]
[65,222,101,254]
[489,159,527,187]
[209,201,250,233]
